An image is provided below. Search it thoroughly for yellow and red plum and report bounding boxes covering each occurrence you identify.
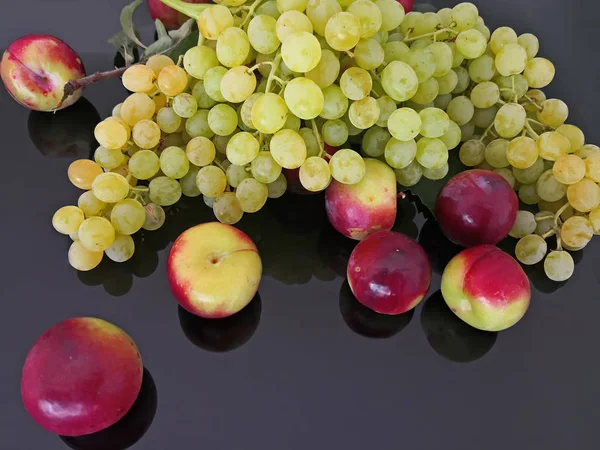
[148,0,210,30]
[167,222,262,318]
[21,318,143,436]
[441,245,531,331]
[326,158,397,240]
[347,231,432,315]
[1,35,85,111]
[435,169,518,247]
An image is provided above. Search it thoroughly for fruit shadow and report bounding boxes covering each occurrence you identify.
[420,291,498,363]
[178,293,262,353]
[59,367,157,450]
[339,280,414,339]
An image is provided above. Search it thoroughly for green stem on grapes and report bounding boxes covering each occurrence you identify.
[554,203,570,228]
[402,27,459,43]
[523,94,544,111]
[271,75,287,86]
[345,50,355,58]
[159,0,211,19]
[177,55,184,67]
[247,61,272,74]
[536,213,555,222]
[479,122,496,142]
[214,160,226,172]
[525,120,540,140]
[556,235,563,251]
[368,70,382,86]
[239,0,266,28]
[311,119,325,157]
[265,53,282,94]
[496,99,507,106]
[527,118,550,130]
[542,229,556,239]
[511,77,517,103]
[197,34,205,47]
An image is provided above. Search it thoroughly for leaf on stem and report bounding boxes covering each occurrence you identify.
[108,31,138,67]
[120,0,147,49]
[142,20,174,59]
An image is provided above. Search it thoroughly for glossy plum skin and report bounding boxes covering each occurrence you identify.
[347,231,432,315]
[397,0,414,12]
[148,0,210,30]
[326,158,397,240]
[441,245,531,331]
[21,318,143,436]
[1,35,85,111]
[435,170,518,247]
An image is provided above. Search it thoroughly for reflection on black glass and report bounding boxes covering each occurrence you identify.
[28,97,100,159]
[418,219,463,275]
[317,223,356,279]
[60,367,157,450]
[178,294,262,352]
[339,280,413,339]
[420,291,497,363]
[391,197,419,239]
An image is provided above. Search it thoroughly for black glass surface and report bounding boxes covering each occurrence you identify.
[1,1,599,449]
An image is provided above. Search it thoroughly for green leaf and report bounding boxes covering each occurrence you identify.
[108,31,137,66]
[142,20,174,59]
[168,30,199,61]
[120,0,146,49]
[404,149,466,217]
[160,0,210,19]
[169,18,196,44]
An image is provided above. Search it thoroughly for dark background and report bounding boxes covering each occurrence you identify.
[1,0,598,449]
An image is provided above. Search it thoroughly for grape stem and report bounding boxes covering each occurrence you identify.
[197,34,205,47]
[311,119,325,157]
[478,122,496,141]
[239,0,266,28]
[247,61,272,74]
[542,229,556,239]
[214,160,226,172]
[368,70,382,86]
[402,27,458,43]
[554,203,570,228]
[271,75,287,86]
[536,213,555,222]
[527,118,550,130]
[523,94,544,111]
[524,120,540,140]
[265,53,282,94]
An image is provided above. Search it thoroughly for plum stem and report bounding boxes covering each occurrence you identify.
[58,66,129,109]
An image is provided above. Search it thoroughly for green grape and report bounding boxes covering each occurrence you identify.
[252,93,289,134]
[468,54,496,83]
[149,176,182,206]
[416,137,448,169]
[235,178,269,213]
[277,0,308,13]
[226,164,250,188]
[474,21,491,41]
[197,5,234,40]
[225,132,259,166]
[142,203,166,231]
[282,114,301,132]
[574,144,599,160]
[419,108,449,139]
[585,152,600,182]
[94,118,129,150]
[411,78,439,105]
[131,119,159,150]
[94,146,125,170]
[105,234,135,263]
[387,107,421,141]
[484,139,510,169]
[110,199,145,235]
[306,49,340,88]
[422,163,449,181]
[281,31,321,72]
[470,81,500,109]
[537,169,568,202]
[399,11,420,35]
[195,166,227,198]
[52,206,85,235]
[216,27,250,68]
[434,93,453,110]
[299,128,321,158]
[299,156,331,191]
[384,138,417,169]
[567,178,600,212]
[455,29,487,59]
[120,93,156,127]
[383,41,410,65]
[78,191,106,218]
[348,96,380,129]
[158,64,188,97]
[320,84,349,120]
[401,48,435,83]
[186,110,214,139]
[515,234,547,265]
[203,195,216,208]
[267,173,288,198]
[247,15,280,55]
[495,74,529,102]
[380,61,419,102]
[509,210,537,238]
[343,112,362,136]
[325,12,361,51]
[459,139,485,167]
[460,121,475,142]
[438,121,461,150]
[207,104,238,137]
[452,67,470,94]
[354,39,384,71]
[535,211,555,236]
[412,11,440,36]
[524,57,555,89]
[437,7,452,27]
[536,131,571,162]
[92,173,130,203]
[129,150,160,180]
[518,183,541,205]
[186,137,216,167]
[183,45,219,80]
[78,217,115,252]
[122,64,155,93]
[306,0,342,36]
[270,129,307,169]
[213,192,244,224]
[395,160,423,187]
[557,124,585,152]
[495,43,528,77]
[374,96,396,128]
[112,103,123,118]
[507,136,538,169]
[561,216,593,250]
[448,42,465,68]
[220,66,257,104]
[451,2,479,31]
[495,103,526,138]
[490,26,518,54]
[156,107,182,134]
[436,70,458,95]
[68,241,103,271]
[375,0,405,32]
[284,77,324,120]
[256,0,281,18]
[171,94,197,120]
[346,0,382,38]
[238,93,261,130]
[517,33,540,59]
[405,100,433,112]
[276,10,313,43]
[537,99,568,129]
[362,126,391,157]
[192,80,217,109]
[428,42,453,77]
[180,166,202,197]
[473,106,498,129]
[493,167,516,187]
[251,151,283,183]
[329,149,365,184]
[339,67,372,101]
[446,96,474,126]
[203,66,227,103]
[322,120,348,147]
[160,146,189,179]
